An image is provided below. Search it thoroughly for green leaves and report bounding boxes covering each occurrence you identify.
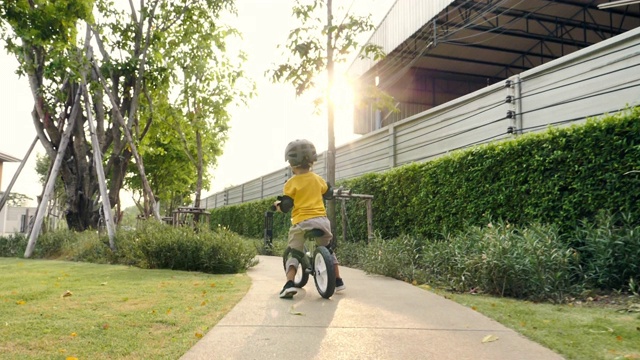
[268,0,381,102]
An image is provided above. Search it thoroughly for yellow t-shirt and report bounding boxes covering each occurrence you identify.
[283,172,328,225]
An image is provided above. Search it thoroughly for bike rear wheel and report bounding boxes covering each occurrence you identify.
[313,246,336,299]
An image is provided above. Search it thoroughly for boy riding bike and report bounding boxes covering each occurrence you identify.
[273,139,345,299]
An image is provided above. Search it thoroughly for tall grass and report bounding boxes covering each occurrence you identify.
[344,214,640,302]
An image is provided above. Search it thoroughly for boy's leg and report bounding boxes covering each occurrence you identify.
[280,225,305,299]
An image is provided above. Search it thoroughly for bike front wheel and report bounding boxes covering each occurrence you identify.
[313,246,336,299]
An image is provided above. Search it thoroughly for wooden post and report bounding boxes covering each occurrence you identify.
[340,198,347,245]
[81,43,116,250]
[25,86,83,258]
[366,198,374,242]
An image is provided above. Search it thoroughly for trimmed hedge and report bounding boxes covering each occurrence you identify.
[341,107,640,240]
[210,107,640,242]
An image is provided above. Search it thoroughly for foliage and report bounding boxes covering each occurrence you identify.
[339,107,640,240]
[358,233,426,283]
[0,192,31,207]
[0,233,27,258]
[0,224,258,274]
[268,0,383,99]
[0,0,252,229]
[572,211,640,291]
[120,221,258,274]
[209,197,292,240]
[423,221,581,302]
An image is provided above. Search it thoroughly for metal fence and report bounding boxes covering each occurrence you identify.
[203,26,640,209]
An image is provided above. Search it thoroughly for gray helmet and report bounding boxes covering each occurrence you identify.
[285,139,317,166]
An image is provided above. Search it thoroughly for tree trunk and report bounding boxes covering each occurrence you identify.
[194,129,203,208]
[326,0,337,245]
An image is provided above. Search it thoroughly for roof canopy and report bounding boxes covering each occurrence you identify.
[351,0,640,88]
[0,152,20,163]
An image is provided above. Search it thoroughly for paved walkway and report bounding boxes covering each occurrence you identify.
[181,255,564,360]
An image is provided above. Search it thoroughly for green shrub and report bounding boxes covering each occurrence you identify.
[573,211,640,291]
[35,229,80,258]
[422,221,581,302]
[60,232,112,264]
[209,198,291,239]
[359,234,427,283]
[133,221,258,274]
[0,233,27,257]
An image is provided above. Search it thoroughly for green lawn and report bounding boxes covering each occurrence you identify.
[427,286,640,360]
[0,258,250,360]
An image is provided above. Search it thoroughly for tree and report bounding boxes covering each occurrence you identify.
[268,0,384,240]
[0,0,250,230]
[0,192,31,207]
[160,3,253,209]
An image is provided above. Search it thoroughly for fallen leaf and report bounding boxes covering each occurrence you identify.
[70,332,77,337]
[289,305,304,316]
[102,323,109,330]
[66,357,78,360]
[62,290,73,298]
[617,336,623,341]
[195,332,203,339]
[16,300,26,305]
[589,327,614,334]
[482,335,499,343]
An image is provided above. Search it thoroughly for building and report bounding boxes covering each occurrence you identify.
[0,150,36,235]
[0,150,20,190]
[202,0,640,208]
[350,0,640,133]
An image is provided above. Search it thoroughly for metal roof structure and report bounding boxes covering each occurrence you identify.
[0,152,20,163]
[349,0,640,133]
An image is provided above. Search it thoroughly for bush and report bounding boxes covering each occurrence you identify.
[0,223,258,274]
[422,221,581,302]
[132,222,258,274]
[358,234,427,284]
[573,211,640,291]
[0,233,27,257]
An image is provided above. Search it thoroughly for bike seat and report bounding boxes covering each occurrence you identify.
[304,228,325,239]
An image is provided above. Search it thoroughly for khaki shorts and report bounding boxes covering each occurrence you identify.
[284,216,337,271]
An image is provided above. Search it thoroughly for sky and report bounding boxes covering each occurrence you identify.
[0,0,395,208]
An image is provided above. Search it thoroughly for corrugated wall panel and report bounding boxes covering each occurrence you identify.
[336,130,391,179]
[393,82,507,165]
[242,180,263,202]
[519,29,640,132]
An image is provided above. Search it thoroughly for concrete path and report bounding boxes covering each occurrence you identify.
[181,255,564,360]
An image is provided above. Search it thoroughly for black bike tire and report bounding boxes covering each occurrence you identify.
[313,246,336,299]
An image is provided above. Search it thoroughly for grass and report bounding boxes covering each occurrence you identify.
[424,286,640,360]
[0,257,251,360]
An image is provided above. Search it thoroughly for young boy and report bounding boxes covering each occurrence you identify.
[274,139,345,299]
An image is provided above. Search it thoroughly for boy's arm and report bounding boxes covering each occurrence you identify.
[322,182,334,200]
[274,195,294,213]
